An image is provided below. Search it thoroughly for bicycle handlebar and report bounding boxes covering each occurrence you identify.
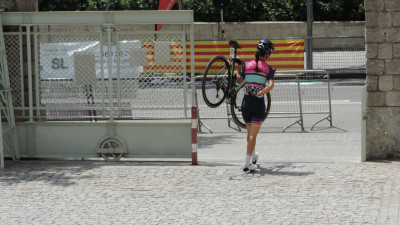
[229,40,241,49]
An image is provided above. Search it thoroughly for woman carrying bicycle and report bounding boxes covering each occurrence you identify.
[236,39,276,172]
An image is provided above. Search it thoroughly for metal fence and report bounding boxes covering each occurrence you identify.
[279,70,332,130]
[196,70,332,132]
[0,11,197,165]
[306,36,365,73]
[4,27,192,121]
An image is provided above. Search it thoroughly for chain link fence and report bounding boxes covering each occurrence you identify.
[306,36,365,73]
[4,27,191,121]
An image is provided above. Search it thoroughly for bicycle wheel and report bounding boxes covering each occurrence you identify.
[230,86,272,129]
[202,55,230,108]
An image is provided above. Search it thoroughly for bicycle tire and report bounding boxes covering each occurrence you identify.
[202,55,230,108]
[230,85,271,129]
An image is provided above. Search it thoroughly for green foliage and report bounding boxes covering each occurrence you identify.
[39,0,364,21]
[39,0,158,11]
[314,0,365,21]
[39,0,89,11]
[85,0,158,10]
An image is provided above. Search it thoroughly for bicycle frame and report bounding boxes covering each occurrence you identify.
[228,43,245,99]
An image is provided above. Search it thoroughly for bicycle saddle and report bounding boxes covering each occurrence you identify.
[229,40,241,49]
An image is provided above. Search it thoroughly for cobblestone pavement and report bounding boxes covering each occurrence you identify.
[1,160,400,225]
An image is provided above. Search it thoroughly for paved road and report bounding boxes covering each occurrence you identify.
[2,78,400,224]
[198,78,364,163]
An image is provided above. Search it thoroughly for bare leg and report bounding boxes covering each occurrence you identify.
[246,123,262,156]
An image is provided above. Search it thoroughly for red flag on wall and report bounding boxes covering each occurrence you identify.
[156,0,178,31]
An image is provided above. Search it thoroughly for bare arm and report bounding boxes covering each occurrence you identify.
[256,80,274,97]
[236,64,244,84]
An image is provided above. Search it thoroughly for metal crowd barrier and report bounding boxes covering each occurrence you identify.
[277,70,333,131]
[196,70,332,132]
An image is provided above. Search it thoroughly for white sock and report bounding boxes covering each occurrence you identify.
[244,154,252,166]
[252,151,255,158]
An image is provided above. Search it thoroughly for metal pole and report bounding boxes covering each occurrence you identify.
[100,32,106,118]
[19,26,25,118]
[115,33,121,117]
[178,0,184,31]
[178,0,183,10]
[34,26,40,120]
[190,23,195,107]
[220,9,224,40]
[26,25,34,122]
[296,74,304,132]
[106,26,114,122]
[306,0,313,70]
[182,32,188,118]
[327,72,333,126]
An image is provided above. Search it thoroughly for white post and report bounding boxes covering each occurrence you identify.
[190,23,195,107]
[26,25,34,122]
[106,26,114,122]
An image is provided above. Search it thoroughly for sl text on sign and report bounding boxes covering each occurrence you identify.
[39,41,144,81]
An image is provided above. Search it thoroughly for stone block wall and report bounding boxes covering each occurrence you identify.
[365,0,400,159]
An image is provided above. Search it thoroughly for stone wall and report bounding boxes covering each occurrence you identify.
[365,0,400,159]
[163,21,365,41]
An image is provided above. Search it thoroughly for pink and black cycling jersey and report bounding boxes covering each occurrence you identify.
[239,60,275,98]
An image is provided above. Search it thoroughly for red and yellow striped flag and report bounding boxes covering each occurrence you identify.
[186,39,305,74]
[142,39,304,74]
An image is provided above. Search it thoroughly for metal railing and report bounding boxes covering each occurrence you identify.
[196,70,332,132]
[278,70,333,130]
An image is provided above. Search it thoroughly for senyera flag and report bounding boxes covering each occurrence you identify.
[156,0,178,31]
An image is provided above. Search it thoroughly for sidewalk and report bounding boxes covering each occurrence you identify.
[1,159,399,224]
[1,123,399,225]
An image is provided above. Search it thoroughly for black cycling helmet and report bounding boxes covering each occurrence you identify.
[257,39,274,55]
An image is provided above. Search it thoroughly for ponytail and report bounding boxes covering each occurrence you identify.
[254,50,264,72]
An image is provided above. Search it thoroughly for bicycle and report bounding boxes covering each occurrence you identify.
[201,40,271,129]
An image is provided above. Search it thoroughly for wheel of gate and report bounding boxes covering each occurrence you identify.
[96,136,128,161]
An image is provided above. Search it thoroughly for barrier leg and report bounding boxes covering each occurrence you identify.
[0,113,3,168]
[191,106,198,165]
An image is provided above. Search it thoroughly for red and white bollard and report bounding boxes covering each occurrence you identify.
[191,106,198,165]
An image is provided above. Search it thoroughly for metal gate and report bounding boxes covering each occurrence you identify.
[2,11,195,122]
[1,11,196,163]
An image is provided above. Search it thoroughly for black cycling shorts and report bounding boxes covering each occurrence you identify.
[241,94,266,125]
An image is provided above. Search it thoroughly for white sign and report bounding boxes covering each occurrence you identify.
[39,41,143,80]
[230,48,235,58]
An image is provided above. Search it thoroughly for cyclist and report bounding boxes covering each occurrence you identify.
[236,39,276,172]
